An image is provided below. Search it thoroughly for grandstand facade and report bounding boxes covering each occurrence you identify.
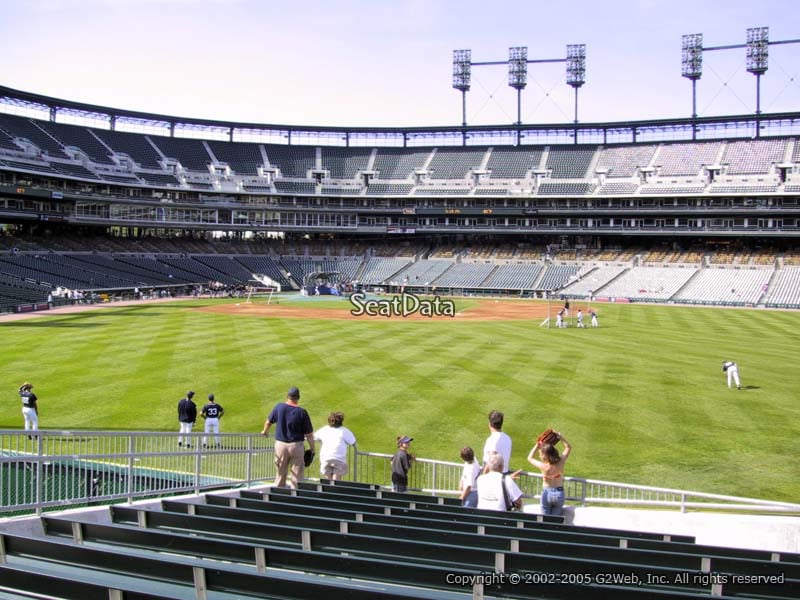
[2,85,800,309]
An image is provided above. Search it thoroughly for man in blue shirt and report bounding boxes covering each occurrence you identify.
[261,386,315,488]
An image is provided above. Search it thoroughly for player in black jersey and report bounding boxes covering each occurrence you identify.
[19,382,39,436]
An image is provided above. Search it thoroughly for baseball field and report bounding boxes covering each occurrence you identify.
[2,294,798,503]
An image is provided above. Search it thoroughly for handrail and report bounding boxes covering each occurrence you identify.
[1,430,797,516]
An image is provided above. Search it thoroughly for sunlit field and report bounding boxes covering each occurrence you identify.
[2,296,798,502]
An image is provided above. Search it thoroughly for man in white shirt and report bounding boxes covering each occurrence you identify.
[477,452,523,511]
[482,409,512,471]
[314,411,357,480]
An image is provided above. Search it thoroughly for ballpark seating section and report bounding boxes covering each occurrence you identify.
[481,262,543,290]
[1,479,796,599]
[559,266,628,297]
[721,138,787,175]
[655,141,722,176]
[537,264,584,290]
[486,147,543,179]
[395,259,453,285]
[1,112,800,198]
[207,140,265,175]
[763,266,800,308]
[427,148,486,179]
[545,146,595,179]
[597,266,697,301]
[92,128,163,169]
[265,144,316,178]
[429,261,495,288]
[372,148,431,179]
[596,145,657,177]
[672,267,772,305]
[359,257,412,284]
[321,147,372,179]
[150,136,211,172]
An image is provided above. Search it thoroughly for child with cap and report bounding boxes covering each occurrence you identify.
[391,435,414,492]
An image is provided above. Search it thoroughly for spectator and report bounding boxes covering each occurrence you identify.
[527,431,572,516]
[482,409,512,472]
[261,386,315,488]
[391,435,414,492]
[458,446,481,508]
[314,411,357,481]
[477,452,523,511]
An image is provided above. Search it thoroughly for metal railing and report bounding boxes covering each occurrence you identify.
[2,430,798,516]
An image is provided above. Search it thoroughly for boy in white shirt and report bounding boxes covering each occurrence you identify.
[314,411,357,480]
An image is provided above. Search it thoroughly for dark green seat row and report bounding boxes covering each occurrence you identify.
[118,503,799,599]
[39,514,762,600]
[204,493,800,572]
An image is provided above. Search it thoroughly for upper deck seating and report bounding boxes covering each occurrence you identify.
[427,148,486,179]
[545,146,595,179]
[486,147,543,179]
[92,129,163,169]
[150,136,212,172]
[655,141,721,176]
[372,148,432,180]
[36,120,116,164]
[265,144,316,178]
[321,147,371,179]
[721,138,786,175]
[596,145,656,177]
[0,113,65,156]
[207,139,264,175]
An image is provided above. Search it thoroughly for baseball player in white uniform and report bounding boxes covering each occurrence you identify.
[201,393,224,447]
[18,382,39,434]
[722,361,741,389]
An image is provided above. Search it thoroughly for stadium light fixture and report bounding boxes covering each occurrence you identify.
[566,44,586,125]
[746,27,769,75]
[508,46,528,125]
[746,27,769,122]
[681,34,703,80]
[681,33,703,128]
[452,49,472,127]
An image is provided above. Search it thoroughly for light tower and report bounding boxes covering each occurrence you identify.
[452,49,472,127]
[746,27,769,116]
[508,46,528,125]
[681,34,703,119]
[566,44,586,124]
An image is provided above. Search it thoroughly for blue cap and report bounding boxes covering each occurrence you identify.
[287,386,300,399]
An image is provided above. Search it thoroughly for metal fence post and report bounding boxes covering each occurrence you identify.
[34,434,43,516]
[126,435,135,504]
[245,434,253,487]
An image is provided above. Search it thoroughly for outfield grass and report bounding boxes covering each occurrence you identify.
[2,297,798,502]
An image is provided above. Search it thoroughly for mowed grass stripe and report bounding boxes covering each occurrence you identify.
[1,299,798,501]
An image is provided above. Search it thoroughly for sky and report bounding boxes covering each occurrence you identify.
[1,0,798,128]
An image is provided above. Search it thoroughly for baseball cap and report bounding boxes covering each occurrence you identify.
[397,436,413,445]
[287,386,300,400]
[208,393,215,401]
[187,390,195,398]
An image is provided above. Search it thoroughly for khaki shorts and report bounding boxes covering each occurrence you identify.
[321,459,348,478]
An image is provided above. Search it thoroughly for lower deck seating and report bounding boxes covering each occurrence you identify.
[3,481,793,600]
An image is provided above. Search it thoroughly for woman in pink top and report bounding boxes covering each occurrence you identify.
[527,432,571,516]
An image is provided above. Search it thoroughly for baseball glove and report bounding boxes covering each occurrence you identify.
[536,428,559,446]
[303,449,315,467]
